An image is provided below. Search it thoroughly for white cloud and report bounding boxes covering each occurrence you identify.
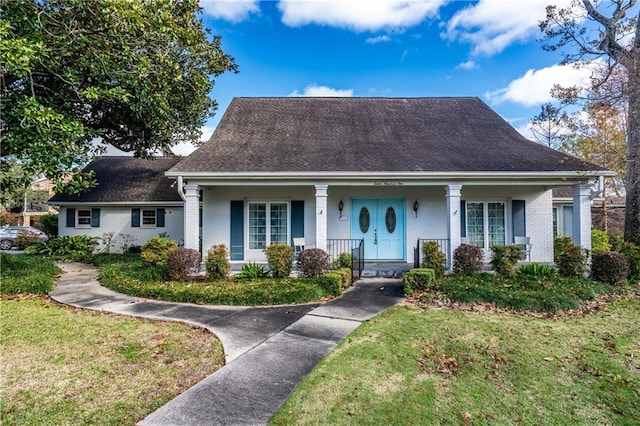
[288,84,354,97]
[200,0,259,22]
[171,126,215,156]
[444,0,574,56]
[278,0,445,31]
[365,35,391,44]
[456,60,476,70]
[485,63,593,107]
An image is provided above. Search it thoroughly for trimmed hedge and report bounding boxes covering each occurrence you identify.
[402,268,436,296]
[318,272,344,296]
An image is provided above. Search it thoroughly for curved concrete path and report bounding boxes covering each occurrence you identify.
[50,263,405,425]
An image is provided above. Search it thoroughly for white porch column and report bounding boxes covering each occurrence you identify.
[445,184,463,270]
[572,183,592,251]
[183,183,200,252]
[315,184,328,251]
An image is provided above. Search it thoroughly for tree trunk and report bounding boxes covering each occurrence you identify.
[625,48,640,243]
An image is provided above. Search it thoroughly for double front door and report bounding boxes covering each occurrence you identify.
[351,199,404,260]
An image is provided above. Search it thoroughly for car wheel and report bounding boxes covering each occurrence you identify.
[0,240,13,250]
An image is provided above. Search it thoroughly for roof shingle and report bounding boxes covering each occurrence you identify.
[49,157,182,203]
[169,97,606,174]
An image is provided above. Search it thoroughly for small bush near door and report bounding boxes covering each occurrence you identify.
[205,244,230,281]
[402,268,436,296]
[167,248,202,281]
[557,243,587,278]
[452,244,484,275]
[264,243,294,278]
[141,236,178,267]
[421,241,446,278]
[490,245,524,277]
[297,248,330,278]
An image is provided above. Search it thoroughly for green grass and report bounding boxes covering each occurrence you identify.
[271,297,640,425]
[93,253,336,305]
[0,253,61,295]
[424,273,617,312]
[1,298,224,425]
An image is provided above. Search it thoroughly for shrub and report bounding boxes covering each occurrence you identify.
[333,267,352,288]
[39,213,59,238]
[518,263,557,278]
[557,243,586,278]
[166,248,202,281]
[14,230,44,250]
[590,251,629,286]
[100,232,116,254]
[452,244,484,275]
[24,235,100,261]
[317,272,344,296]
[490,245,524,277]
[205,244,230,281]
[264,243,294,278]
[333,252,352,269]
[297,248,331,278]
[591,229,611,252]
[554,236,573,263]
[234,262,267,282]
[421,241,446,278]
[618,242,640,284]
[402,268,436,296]
[141,236,178,267]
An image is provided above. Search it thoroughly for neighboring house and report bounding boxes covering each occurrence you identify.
[49,157,185,252]
[50,97,613,268]
[4,177,58,227]
[553,187,626,237]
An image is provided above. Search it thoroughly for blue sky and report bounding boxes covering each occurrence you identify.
[164,0,613,155]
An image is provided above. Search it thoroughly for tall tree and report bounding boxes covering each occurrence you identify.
[529,103,568,149]
[0,0,237,194]
[540,0,640,243]
[562,102,628,230]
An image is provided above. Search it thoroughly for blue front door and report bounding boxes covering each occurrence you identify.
[351,199,405,260]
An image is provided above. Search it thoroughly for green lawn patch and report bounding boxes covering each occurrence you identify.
[0,253,60,295]
[0,299,224,425]
[421,273,617,312]
[271,298,640,425]
[93,253,335,305]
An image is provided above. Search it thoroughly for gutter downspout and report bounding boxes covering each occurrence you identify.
[590,175,605,201]
[176,176,186,201]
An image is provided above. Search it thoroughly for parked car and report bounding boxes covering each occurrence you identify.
[0,226,49,250]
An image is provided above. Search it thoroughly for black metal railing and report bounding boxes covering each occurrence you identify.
[414,238,450,269]
[327,238,364,282]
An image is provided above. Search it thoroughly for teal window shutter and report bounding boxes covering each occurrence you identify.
[66,208,76,227]
[511,200,526,241]
[290,201,304,245]
[131,209,140,227]
[460,200,466,238]
[230,201,244,261]
[157,208,165,227]
[91,208,100,227]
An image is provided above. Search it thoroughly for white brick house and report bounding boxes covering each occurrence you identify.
[50,97,612,269]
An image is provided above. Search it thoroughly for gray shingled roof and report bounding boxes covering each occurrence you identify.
[49,157,183,203]
[169,97,607,174]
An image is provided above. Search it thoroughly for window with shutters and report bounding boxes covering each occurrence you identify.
[466,201,506,250]
[248,202,288,250]
[141,209,157,228]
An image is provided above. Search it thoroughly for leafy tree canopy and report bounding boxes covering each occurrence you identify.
[540,0,640,243]
[0,0,237,194]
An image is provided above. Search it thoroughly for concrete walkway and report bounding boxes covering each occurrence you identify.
[50,263,405,425]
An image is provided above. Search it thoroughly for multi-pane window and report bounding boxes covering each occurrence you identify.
[142,209,156,227]
[249,202,288,249]
[76,209,91,227]
[466,201,506,252]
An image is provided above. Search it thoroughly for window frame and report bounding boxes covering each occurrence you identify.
[76,209,92,228]
[247,201,290,251]
[141,208,157,228]
[465,200,507,254]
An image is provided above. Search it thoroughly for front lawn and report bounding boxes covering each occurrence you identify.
[271,297,640,425]
[0,253,225,424]
[93,253,337,305]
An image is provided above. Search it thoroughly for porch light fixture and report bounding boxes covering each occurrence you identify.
[338,199,344,218]
[413,200,419,218]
